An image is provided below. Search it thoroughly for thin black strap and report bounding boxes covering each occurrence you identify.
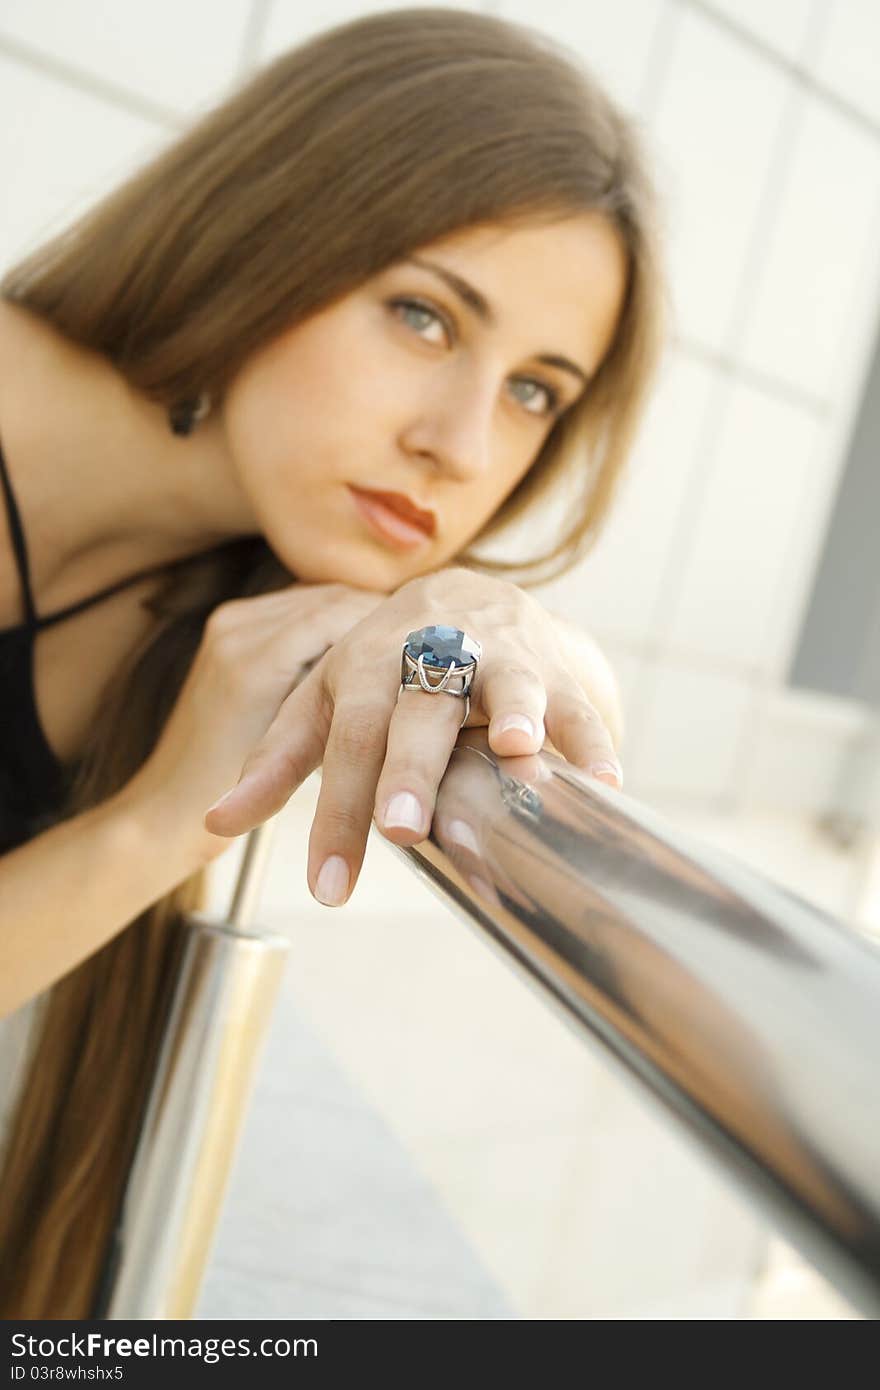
[0,436,38,628]
[34,564,173,630]
[0,433,176,633]
[0,432,239,633]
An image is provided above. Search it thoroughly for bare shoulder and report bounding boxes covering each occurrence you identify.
[0,297,36,357]
[0,295,22,346]
[0,299,58,437]
[0,298,56,377]
[0,301,34,623]
[0,299,82,625]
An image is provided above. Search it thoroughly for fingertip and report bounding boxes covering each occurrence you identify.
[204,774,266,833]
[205,787,237,817]
[204,807,234,835]
[204,813,238,837]
[313,853,351,906]
[490,713,544,748]
[590,759,623,789]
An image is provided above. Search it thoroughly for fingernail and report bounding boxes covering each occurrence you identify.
[382,791,425,833]
[315,854,350,906]
[590,759,623,788]
[446,817,480,854]
[493,714,536,739]
[468,873,497,904]
[205,787,237,815]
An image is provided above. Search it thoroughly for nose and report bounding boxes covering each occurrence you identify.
[400,367,496,483]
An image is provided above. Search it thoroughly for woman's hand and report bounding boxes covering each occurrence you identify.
[204,567,623,906]
[117,581,386,867]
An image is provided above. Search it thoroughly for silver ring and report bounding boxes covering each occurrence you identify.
[400,624,481,726]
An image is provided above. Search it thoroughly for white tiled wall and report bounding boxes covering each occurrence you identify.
[537,349,720,647]
[509,0,880,815]
[1,0,252,116]
[2,0,877,1321]
[625,660,756,803]
[663,383,825,670]
[707,0,822,64]
[2,0,879,816]
[499,0,667,112]
[738,94,880,401]
[643,8,796,354]
[262,0,486,59]
[813,0,880,123]
[0,52,165,265]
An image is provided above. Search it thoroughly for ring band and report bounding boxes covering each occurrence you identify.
[399,624,481,725]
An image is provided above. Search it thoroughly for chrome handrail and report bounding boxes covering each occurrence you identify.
[392,732,880,1319]
[97,729,880,1318]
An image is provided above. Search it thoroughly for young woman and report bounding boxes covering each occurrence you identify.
[0,8,664,1316]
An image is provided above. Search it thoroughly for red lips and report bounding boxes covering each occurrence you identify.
[353,487,436,536]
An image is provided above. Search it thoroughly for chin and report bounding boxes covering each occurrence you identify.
[288,544,400,592]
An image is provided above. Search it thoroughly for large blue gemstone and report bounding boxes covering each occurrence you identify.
[404,624,481,669]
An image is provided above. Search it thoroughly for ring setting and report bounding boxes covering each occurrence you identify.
[400,624,481,723]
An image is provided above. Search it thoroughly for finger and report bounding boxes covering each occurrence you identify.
[478,660,548,755]
[307,692,396,906]
[203,663,330,834]
[373,686,469,845]
[543,681,623,787]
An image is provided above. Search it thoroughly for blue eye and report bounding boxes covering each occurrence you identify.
[389,296,451,344]
[387,296,563,420]
[510,378,561,417]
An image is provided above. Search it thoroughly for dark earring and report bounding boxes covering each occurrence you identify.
[169,391,211,436]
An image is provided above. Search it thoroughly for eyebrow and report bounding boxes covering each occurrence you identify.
[403,255,591,387]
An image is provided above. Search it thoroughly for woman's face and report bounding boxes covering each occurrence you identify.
[221,214,627,590]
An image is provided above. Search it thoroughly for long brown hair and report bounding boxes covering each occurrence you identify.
[0,7,665,1316]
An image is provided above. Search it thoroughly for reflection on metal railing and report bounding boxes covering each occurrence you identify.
[96,730,880,1319]
[393,731,880,1320]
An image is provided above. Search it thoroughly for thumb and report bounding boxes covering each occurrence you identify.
[204,661,329,835]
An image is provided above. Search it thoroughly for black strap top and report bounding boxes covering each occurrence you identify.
[0,436,172,854]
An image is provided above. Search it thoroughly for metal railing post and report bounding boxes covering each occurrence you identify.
[93,817,289,1318]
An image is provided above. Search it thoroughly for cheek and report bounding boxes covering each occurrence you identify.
[227,332,356,484]
[282,332,413,464]
[265,337,346,420]
[243,304,357,412]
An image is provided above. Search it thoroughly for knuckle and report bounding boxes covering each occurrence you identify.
[268,741,311,789]
[334,634,372,668]
[555,679,598,713]
[201,617,248,686]
[203,628,251,691]
[320,802,364,839]
[204,599,243,637]
[580,697,605,730]
[202,606,250,668]
[331,703,383,761]
[553,688,602,733]
[489,662,542,689]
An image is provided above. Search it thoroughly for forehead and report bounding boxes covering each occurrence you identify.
[399,214,628,372]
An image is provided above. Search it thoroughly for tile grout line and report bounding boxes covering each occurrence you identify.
[0,3,878,155]
[672,336,831,417]
[679,0,880,142]
[629,29,823,807]
[0,29,180,128]
[709,73,819,813]
[236,0,274,78]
